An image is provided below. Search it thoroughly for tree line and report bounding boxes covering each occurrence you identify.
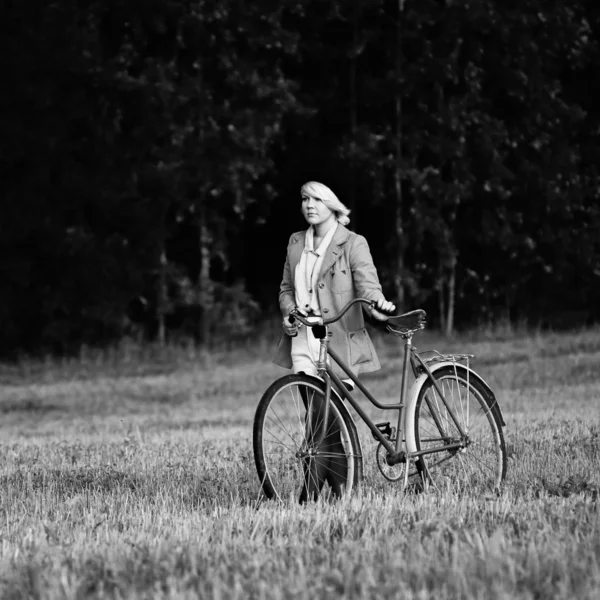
[2,0,599,356]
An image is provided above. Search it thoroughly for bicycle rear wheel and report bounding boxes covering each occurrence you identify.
[411,366,507,493]
[253,374,361,501]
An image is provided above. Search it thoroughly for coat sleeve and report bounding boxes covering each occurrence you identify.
[279,235,296,317]
[349,234,385,313]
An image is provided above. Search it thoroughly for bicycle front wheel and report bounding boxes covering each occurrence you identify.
[253,374,361,502]
[411,365,507,493]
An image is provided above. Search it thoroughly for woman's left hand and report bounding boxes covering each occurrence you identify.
[371,298,396,321]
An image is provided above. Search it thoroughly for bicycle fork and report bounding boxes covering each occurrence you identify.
[312,333,332,448]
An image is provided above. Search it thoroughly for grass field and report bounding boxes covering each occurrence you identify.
[1,328,599,599]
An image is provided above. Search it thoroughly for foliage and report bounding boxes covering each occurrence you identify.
[1,0,599,354]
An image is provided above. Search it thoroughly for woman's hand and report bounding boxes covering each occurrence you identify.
[283,314,300,336]
[371,298,396,321]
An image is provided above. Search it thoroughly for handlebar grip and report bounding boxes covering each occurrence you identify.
[287,313,298,337]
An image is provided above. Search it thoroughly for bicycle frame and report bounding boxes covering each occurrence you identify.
[314,327,469,465]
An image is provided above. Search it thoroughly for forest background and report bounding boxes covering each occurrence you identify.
[2,0,600,358]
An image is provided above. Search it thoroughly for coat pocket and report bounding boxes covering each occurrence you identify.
[273,332,293,369]
[348,328,373,366]
[330,259,353,294]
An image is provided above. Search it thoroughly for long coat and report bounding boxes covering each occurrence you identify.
[273,224,385,375]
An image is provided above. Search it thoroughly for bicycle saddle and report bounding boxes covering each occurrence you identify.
[384,309,427,335]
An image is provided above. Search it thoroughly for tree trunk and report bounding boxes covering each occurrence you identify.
[348,3,358,223]
[197,198,212,346]
[157,244,168,347]
[195,57,212,346]
[445,253,457,337]
[438,268,446,334]
[393,0,405,309]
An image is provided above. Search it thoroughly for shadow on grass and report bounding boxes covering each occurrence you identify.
[538,475,599,501]
[0,397,63,415]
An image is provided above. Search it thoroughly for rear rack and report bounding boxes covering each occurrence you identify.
[420,350,475,365]
[415,350,474,377]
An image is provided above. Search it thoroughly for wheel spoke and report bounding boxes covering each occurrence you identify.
[459,445,499,476]
[263,427,300,452]
[265,411,302,448]
[288,385,307,438]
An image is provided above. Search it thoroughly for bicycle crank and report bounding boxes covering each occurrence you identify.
[376,442,406,482]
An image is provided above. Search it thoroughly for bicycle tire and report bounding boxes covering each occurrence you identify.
[409,365,507,493]
[253,374,362,501]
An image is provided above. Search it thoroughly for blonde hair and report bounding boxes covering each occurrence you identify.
[300,181,351,226]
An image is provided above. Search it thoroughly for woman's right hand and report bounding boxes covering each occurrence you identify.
[283,314,300,336]
[371,298,396,321]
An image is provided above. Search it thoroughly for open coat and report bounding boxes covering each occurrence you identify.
[273,224,385,375]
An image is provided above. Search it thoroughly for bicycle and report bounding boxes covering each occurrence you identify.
[253,298,507,501]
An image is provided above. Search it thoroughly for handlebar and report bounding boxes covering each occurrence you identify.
[290,298,394,327]
[288,298,427,335]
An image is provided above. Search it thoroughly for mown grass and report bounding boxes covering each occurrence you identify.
[1,327,599,599]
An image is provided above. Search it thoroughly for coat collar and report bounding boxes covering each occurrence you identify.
[290,224,351,247]
[289,224,351,276]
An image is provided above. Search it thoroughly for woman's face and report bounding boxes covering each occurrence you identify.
[301,194,335,226]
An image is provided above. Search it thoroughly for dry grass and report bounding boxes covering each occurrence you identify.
[1,328,599,599]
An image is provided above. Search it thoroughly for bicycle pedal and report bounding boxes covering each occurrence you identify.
[373,422,394,441]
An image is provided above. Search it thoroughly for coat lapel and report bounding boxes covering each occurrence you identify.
[288,231,306,276]
[319,224,350,276]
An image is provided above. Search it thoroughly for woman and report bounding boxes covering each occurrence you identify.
[273,180,395,378]
[273,181,395,500]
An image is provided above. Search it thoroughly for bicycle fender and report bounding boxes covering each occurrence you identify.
[404,373,429,455]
